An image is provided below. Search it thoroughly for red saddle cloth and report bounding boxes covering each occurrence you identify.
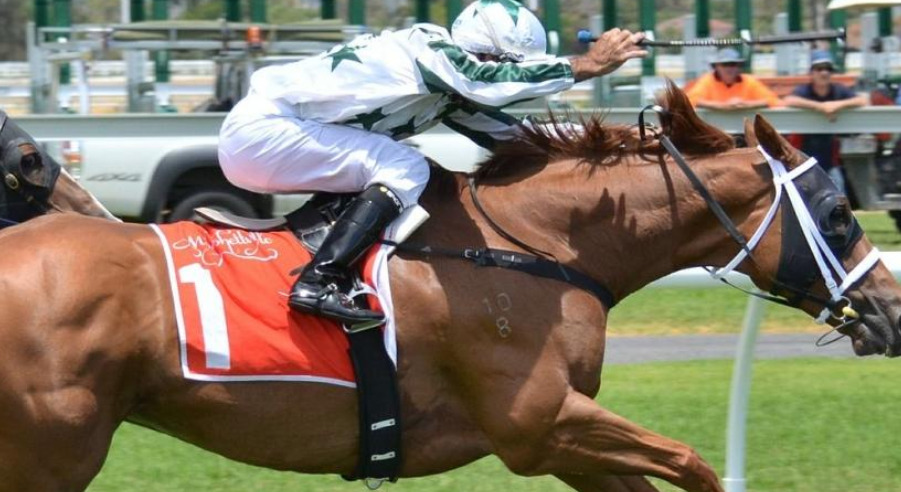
[151,222,383,388]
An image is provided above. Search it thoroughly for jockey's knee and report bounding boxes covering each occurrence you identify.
[367,153,430,208]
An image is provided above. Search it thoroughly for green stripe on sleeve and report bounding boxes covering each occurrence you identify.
[428,41,571,84]
[417,61,459,94]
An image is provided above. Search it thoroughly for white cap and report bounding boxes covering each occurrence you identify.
[451,0,548,62]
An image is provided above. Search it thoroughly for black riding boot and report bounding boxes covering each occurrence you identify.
[288,185,402,327]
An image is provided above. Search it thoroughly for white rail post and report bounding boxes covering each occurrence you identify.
[723,294,767,492]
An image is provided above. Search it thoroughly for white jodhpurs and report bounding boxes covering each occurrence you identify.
[218,95,430,208]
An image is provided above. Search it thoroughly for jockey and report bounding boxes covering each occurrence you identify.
[218,0,646,328]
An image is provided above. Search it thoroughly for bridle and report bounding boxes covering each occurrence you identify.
[638,105,882,338]
[423,105,882,342]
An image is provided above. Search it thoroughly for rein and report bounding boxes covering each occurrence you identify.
[638,105,882,337]
[466,177,555,260]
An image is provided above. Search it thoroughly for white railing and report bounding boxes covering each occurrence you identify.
[652,251,901,492]
[14,106,901,139]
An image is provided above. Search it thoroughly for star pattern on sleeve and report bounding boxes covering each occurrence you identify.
[347,108,388,130]
[388,117,418,139]
[326,45,363,71]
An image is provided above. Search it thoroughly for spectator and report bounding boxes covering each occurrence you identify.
[784,51,867,193]
[686,48,781,110]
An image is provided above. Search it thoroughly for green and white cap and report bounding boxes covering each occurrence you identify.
[451,0,547,62]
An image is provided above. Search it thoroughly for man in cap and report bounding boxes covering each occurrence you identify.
[686,47,781,110]
[784,50,867,192]
[218,0,647,327]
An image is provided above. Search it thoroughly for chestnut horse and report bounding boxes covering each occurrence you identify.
[1,86,899,492]
[0,110,118,223]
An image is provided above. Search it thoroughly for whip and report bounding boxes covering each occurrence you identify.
[577,28,846,48]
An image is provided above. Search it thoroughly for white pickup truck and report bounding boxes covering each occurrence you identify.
[63,125,488,222]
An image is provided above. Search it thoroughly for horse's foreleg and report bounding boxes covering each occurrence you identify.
[0,385,117,492]
[537,391,723,492]
[556,473,660,492]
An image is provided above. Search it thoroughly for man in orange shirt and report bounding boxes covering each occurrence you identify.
[686,48,781,110]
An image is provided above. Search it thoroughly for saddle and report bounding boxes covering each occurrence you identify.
[195,192,357,254]
[197,192,384,336]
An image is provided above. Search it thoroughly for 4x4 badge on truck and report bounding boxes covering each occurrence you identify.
[87,173,142,182]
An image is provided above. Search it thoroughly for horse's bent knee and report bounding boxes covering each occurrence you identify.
[481,418,556,476]
[490,427,560,477]
[495,445,547,477]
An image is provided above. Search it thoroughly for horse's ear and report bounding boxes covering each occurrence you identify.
[743,118,759,147]
[753,114,806,167]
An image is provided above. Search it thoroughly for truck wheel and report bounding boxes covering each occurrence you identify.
[168,190,258,223]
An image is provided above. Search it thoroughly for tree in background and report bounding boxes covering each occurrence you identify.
[73,0,119,23]
[0,0,28,60]
[0,0,869,61]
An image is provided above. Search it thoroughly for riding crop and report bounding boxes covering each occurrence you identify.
[577,28,846,48]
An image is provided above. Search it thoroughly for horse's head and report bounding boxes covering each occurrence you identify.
[735,113,901,356]
[0,110,117,225]
[472,82,901,356]
[648,83,901,356]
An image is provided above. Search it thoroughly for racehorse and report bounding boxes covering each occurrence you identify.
[0,110,118,223]
[0,84,899,492]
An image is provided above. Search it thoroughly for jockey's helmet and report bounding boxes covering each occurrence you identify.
[451,0,547,62]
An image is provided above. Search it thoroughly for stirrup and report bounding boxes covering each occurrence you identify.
[289,282,385,327]
[344,318,385,333]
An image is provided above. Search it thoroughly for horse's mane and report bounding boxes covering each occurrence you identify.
[475,81,735,180]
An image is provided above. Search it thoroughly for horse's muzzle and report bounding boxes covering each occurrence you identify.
[842,312,901,357]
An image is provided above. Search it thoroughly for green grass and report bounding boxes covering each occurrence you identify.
[87,358,901,492]
[856,210,901,251]
[609,287,814,335]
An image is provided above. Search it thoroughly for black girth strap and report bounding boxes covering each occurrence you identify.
[342,326,402,484]
[394,244,617,309]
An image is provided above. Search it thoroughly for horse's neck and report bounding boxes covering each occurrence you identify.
[423,151,772,302]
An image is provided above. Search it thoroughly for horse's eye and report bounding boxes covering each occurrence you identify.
[17,144,46,187]
[828,203,852,236]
